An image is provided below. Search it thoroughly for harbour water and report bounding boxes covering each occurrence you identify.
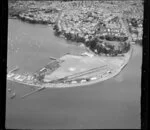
[6,19,141,129]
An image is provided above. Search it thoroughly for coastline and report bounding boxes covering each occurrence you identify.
[7,0,141,88]
[8,0,143,47]
[43,46,133,88]
[7,46,133,89]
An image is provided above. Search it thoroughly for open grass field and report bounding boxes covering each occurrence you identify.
[44,55,107,80]
[7,49,131,88]
[43,50,130,83]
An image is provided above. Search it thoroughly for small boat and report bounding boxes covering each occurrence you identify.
[16,75,26,81]
[26,75,33,81]
[81,52,94,57]
[107,70,112,74]
[71,81,77,84]
[40,68,46,72]
[90,77,97,81]
[14,75,21,80]
[49,56,57,60]
[8,88,12,92]
[80,79,87,83]
[10,92,16,99]
[7,73,15,78]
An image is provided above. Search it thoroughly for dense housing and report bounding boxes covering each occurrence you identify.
[8,0,143,56]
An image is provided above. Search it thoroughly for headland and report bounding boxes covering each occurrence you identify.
[7,0,142,89]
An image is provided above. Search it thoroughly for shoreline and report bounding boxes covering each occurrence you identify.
[7,0,141,88]
[43,46,133,88]
[8,0,143,47]
[7,46,133,89]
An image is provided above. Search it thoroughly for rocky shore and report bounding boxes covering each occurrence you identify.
[8,0,143,55]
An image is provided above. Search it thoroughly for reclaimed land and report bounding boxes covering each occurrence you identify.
[43,47,133,88]
[7,47,132,88]
[7,0,142,88]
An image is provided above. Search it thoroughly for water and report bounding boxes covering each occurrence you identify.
[6,19,141,129]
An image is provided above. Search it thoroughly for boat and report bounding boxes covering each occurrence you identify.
[10,92,16,99]
[8,88,12,92]
[90,77,97,81]
[80,79,87,83]
[7,73,15,78]
[15,75,26,81]
[71,81,77,84]
[81,52,94,57]
[14,74,21,80]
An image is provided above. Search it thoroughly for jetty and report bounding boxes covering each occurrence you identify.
[21,87,46,98]
[49,56,57,60]
[8,66,19,74]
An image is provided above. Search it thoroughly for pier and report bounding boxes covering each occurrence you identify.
[49,56,57,60]
[8,66,19,74]
[21,86,46,98]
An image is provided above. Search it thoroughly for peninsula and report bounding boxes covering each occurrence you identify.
[7,0,143,89]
